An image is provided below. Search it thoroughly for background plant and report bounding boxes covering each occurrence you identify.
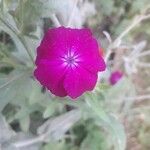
[0,0,150,150]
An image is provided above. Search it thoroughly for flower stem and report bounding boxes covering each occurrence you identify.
[67,0,79,27]
[50,14,61,27]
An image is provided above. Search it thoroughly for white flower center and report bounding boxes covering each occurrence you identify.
[61,50,80,68]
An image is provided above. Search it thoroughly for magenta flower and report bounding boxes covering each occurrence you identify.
[109,71,123,85]
[34,27,106,99]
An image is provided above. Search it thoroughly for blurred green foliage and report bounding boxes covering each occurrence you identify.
[0,0,150,150]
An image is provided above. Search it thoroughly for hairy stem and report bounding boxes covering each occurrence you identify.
[50,14,61,27]
[67,0,79,27]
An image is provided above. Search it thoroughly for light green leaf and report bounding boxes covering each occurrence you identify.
[15,0,43,33]
[114,19,130,36]
[2,132,41,150]
[43,141,68,150]
[38,110,81,141]
[43,105,55,119]
[0,114,15,143]
[0,70,31,112]
[95,0,114,16]
[104,78,136,114]
[80,127,109,150]
[131,0,149,14]
[19,115,30,132]
[0,12,31,64]
[29,80,44,105]
[85,95,126,150]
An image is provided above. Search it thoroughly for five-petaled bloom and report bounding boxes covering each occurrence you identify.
[34,27,106,99]
[109,71,123,85]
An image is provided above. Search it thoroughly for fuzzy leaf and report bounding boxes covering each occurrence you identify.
[85,95,126,150]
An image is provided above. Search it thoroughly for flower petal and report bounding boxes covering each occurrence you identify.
[80,55,106,73]
[64,66,98,99]
[35,27,70,65]
[67,29,106,73]
[34,60,67,97]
